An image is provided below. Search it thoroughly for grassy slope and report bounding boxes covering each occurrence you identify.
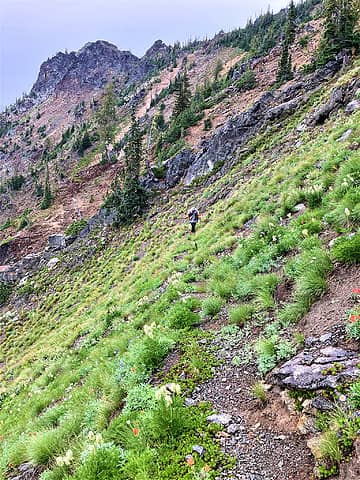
[0,61,359,479]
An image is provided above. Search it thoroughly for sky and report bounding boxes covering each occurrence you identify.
[1,0,290,109]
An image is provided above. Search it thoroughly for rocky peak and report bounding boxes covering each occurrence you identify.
[30,40,144,102]
[30,50,77,100]
[143,39,168,59]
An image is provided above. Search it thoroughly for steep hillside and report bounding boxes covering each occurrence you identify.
[0,55,359,479]
[0,2,322,262]
[1,1,360,480]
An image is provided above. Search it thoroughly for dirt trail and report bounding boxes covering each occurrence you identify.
[190,328,315,480]
[179,257,359,479]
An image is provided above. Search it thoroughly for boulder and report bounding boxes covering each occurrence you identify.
[338,438,360,480]
[345,99,360,115]
[48,234,66,250]
[165,149,194,187]
[206,413,232,425]
[337,129,353,142]
[8,462,43,480]
[310,86,344,125]
[293,203,306,213]
[271,344,359,390]
[47,257,60,270]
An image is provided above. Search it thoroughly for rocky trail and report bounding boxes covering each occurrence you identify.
[189,326,315,480]
[172,261,360,479]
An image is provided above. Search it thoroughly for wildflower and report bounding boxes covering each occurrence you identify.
[143,322,156,338]
[351,289,360,294]
[88,431,95,441]
[350,314,360,323]
[203,464,211,472]
[64,450,73,465]
[302,229,308,237]
[55,456,65,467]
[167,383,181,395]
[155,385,167,400]
[88,444,96,454]
[186,455,195,466]
[344,208,351,217]
[132,427,139,436]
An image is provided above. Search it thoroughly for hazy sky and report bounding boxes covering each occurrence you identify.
[1,0,290,108]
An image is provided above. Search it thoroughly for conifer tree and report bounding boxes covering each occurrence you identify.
[41,163,52,210]
[104,113,147,225]
[124,113,143,184]
[96,82,117,143]
[173,70,191,117]
[317,0,360,66]
[286,0,297,44]
[276,1,297,84]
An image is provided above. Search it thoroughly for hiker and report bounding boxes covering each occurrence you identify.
[188,207,199,233]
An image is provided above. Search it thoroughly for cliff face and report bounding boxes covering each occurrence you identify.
[30,40,155,101]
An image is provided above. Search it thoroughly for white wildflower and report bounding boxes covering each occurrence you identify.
[143,322,156,338]
[55,456,65,467]
[344,208,350,217]
[167,383,181,395]
[88,430,95,441]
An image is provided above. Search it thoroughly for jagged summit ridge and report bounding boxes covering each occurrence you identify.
[30,39,169,102]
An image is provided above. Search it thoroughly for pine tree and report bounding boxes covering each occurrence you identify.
[276,1,297,84]
[173,70,191,117]
[286,0,297,44]
[40,163,52,210]
[317,0,360,66]
[277,39,293,83]
[124,113,143,185]
[104,113,147,225]
[214,60,223,81]
[96,83,117,143]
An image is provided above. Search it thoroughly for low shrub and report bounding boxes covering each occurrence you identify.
[229,304,254,325]
[72,444,125,480]
[166,299,200,329]
[65,219,88,237]
[331,234,360,264]
[236,69,256,91]
[201,296,224,317]
[0,281,12,306]
[251,381,267,404]
[255,335,295,375]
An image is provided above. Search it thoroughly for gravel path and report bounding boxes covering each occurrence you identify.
[191,327,315,480]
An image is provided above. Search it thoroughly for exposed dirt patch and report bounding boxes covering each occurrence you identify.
[152,349,182,386]
[300,264,360,338]
[274,277,294,305]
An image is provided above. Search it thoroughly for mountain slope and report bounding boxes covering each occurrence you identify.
[1,1,360,479]
[0,55,359,478]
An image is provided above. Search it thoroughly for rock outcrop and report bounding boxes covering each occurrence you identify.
[163,58,346,186]
[30,40,161,102]
[271,343,359,391]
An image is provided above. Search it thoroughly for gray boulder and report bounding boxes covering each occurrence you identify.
[48,234,67,250]
[165,149,194,187]
[271,345,359,390]
[345,99,360,115]
[207,413,232,425]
